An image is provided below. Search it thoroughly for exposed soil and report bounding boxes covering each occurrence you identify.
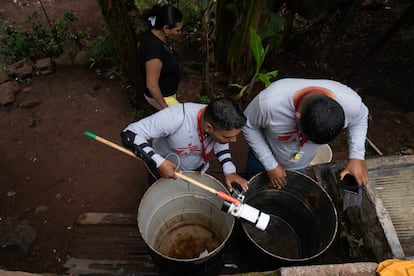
[1,0,414,275]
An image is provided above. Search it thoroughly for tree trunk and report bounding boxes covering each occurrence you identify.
[97,0,143,106]
[215,0,234,72]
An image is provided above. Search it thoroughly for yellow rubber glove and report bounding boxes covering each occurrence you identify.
[376,259,414,276]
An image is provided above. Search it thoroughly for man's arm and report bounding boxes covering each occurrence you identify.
[347,102,369,160]
[339,92,369,186]
[214,144,249,192]
[242,96,279,171]
[122,105,184,168]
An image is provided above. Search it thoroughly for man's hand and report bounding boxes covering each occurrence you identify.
[158,159,178,179]
[267,164,287,189]
[224,173,249,193]
[339,159,369,186]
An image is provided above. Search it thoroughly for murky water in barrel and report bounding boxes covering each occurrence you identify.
[242,171,337,262]
[157,224,221,259]
[242,188,320,259]
[244,214,301,258]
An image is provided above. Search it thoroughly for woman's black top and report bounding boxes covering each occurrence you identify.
[140,29,180,98]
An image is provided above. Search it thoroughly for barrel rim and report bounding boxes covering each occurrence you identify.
[241,170,338,261]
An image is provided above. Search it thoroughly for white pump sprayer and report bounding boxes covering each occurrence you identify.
[221,193,270,231]
[223,201,271,231]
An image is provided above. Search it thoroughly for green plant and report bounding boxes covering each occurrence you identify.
[355,237,365,248]
[128,105,154,121]
[0,11,89,64]
[30,11,89,56]
[230,27,278,99]
[105,65,121,79]
[0,22,34,63]
[179,0,202,34]
[198,95,211,104]
[89,28,119,69]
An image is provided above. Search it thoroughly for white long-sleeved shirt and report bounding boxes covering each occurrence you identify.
[243,78,369,171]
[124,102,236,175]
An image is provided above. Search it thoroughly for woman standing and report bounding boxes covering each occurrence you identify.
[140,4,183,110]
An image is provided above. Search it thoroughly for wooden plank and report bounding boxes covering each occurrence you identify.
[64,257,161,275]
[77,212,137,226]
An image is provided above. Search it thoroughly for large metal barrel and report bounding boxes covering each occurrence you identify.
[137,171,234,276]
[240,171,338,269]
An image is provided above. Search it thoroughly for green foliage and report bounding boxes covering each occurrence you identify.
[133,0,167,10]
[355,237,365,248]
[0,23,33,63]
[128,105,155,121]
[215,0,283,82]
[179,0,202,33]
[105,65,121,79]
[225,1,255,64]
[198,95,211,104]
[230,28,278,99]
[89,28,119,69]
[133,0,202,42]
[0,11,89,64]
[257,10,284,50]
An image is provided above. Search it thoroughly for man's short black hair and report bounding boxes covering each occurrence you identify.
[300,96,345,144]
[204,97,246,130]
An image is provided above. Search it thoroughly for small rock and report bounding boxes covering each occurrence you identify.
[18,95,41,108]
[56,193,63,200]
[34,205,48,215]
[54,51,73,66]
[35,57,53,70]
[22,86,32,93]
[6,190,16,197]
[0,69,9,84]
[0,219,37,254]
[74,49,93,66]
[8,59,33,78]
[28,116,36,127]
[0,81,21,105]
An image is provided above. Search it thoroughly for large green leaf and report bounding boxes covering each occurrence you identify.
[250,27,264,70]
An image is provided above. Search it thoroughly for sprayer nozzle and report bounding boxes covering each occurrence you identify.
[255,211,271,231]
[227,202,271,231]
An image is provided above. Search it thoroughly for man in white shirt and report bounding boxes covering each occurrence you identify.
[243,78,369,188]
[121,97,249,192]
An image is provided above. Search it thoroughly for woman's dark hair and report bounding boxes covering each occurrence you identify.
[300,96,345,144]
[204,97,247,130]
[145,4,183,29]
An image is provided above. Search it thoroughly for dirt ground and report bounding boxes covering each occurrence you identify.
[1,0,414,275]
